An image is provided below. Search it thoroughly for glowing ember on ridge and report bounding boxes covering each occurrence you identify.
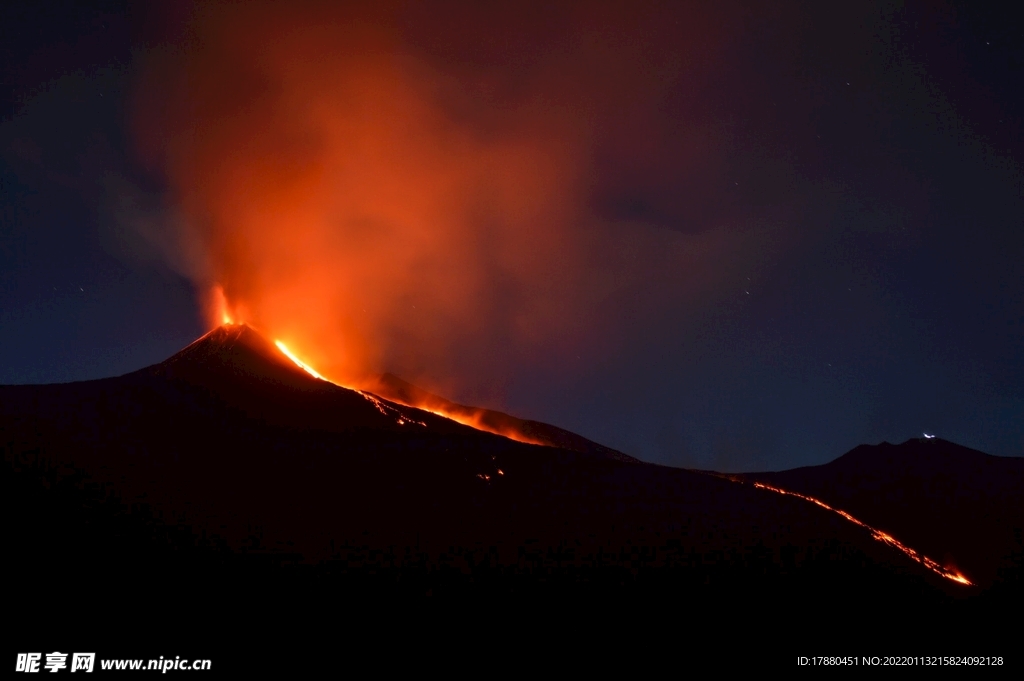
[749,481,972,586]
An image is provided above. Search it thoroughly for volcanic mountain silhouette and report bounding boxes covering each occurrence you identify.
[3,324,1019,658]
[139,323,636,460]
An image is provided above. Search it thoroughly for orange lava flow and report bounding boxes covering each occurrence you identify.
[274,341,326,380]
[382,400,546,446]
[272,331,542,444]
[269,340,437,429]
[751,482,972,586]
[359,390,427,427]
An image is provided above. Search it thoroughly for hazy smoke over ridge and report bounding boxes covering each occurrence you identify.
[132,1,755,398]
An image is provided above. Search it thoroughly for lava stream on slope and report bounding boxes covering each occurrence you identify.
[748,480,972,585]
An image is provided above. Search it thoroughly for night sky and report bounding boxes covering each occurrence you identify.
[2,0,1022,471]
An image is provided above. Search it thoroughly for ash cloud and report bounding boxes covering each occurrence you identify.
[131,1,778,399]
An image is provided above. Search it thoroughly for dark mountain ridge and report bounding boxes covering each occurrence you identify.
[3,325,1019,661]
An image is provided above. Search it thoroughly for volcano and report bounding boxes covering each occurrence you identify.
[4,324,1020,660]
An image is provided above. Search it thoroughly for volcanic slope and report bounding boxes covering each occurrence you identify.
[746,439,1024,592]
[2,324,991,641]
[366,372,637,461]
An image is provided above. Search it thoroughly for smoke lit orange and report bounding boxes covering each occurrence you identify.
[131,0,750,412]
[132,0,595,394]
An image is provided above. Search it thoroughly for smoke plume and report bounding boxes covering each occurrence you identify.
[132,1,754,398]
